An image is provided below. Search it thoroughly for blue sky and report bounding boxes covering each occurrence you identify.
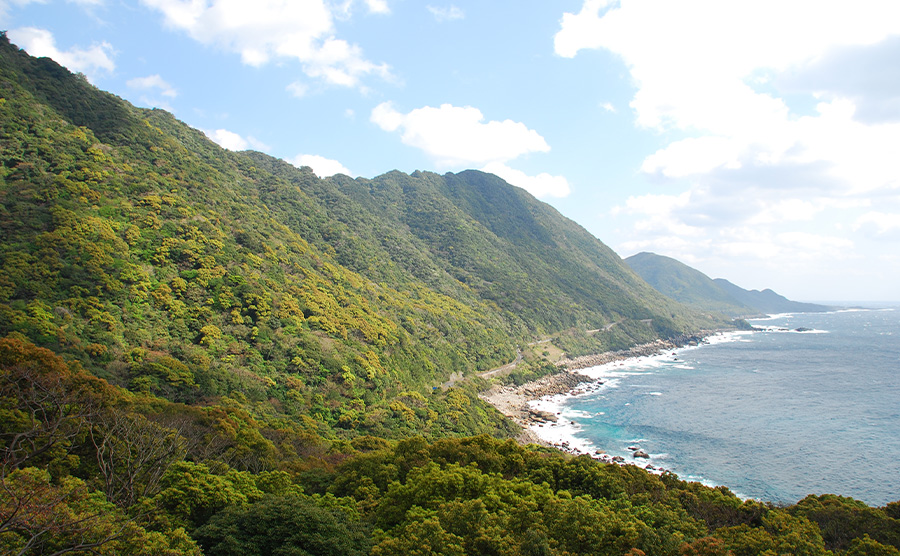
[3,0,900,302]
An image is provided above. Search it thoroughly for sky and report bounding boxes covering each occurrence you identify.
[2,0,900,302]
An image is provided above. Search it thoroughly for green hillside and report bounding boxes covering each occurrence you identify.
[626,252,834,317]
[625,252,756,317]
[3,35,895,556]
[0,33,729,438]
[713,278,834,315]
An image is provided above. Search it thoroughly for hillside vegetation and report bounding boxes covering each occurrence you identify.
[2,35,897,556]
[626,252,833,317]
[0,34,726,440]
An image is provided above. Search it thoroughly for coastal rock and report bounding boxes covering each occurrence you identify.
[528,409,558,423]
[633,449,650,459]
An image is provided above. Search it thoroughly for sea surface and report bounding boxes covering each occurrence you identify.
[531,307,900,506]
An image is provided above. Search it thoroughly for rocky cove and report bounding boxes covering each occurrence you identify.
[479,333,711,447]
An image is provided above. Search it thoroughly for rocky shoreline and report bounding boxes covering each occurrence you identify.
[479,333,714,448]
[478,370,594,445]
[556,333,708,371]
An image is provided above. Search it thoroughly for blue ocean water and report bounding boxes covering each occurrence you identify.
[558,308,900,506]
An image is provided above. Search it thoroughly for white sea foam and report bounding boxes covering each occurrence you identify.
[524,331,750,464]
[748,313,796,321]
[754,325,829,334]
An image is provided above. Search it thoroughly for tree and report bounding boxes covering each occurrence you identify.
[0,336,111,478]
[0,467,200,556]
[90,410,188,507]
[370,509,465,556]
[193,493,370,556]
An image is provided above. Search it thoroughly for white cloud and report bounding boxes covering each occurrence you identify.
[126,74,177,97]
[364,0,389,14]
[854,211,900,237]
[203,128,269,152]
[427,5,464,22]
[747,199,824,225]
[555,1,900,197]
[600,102,616,113]
[482,162,570,199]
[371,102,567,197]
[289,154,352,177]
[7,27,114,77]
[139,0,390,88]
[560,1,900,298]
[370,101,550,167]
[330,0,388,18]
[204,129,248,151]
[776,231,854,256]
[286,81,309,98]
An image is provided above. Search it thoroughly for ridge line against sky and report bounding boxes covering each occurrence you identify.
[2,0,899,301]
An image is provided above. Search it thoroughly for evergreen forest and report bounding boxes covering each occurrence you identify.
[1,35,898,555]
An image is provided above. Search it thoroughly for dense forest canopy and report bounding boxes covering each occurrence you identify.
[1,34,897,555]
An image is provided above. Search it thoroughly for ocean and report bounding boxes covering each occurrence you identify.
[529,308,900,506]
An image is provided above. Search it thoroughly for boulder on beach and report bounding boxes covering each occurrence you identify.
[528,409,558,423]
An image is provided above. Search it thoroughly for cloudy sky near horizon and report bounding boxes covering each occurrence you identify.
[3,0,900,302]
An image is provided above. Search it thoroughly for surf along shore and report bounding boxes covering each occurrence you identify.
[478,333,712,455]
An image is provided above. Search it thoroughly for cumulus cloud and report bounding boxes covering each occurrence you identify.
[289,154,352,177]
[427,5,464,22]
[371,101,567,197]
[555,0,900,196]
[776,36,900,124]
[7,27,114,77]
[482,162,570,198]
[364,0,389,14]
[286,81,309,98]
[370,102,550,167]
[126,74,177,97]
[203,128,269,152]
[854,211,900,238]
[139,0,390,88]
[560,0,900,295]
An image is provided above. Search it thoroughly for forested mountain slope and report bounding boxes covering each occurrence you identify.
[626,252,834,317]
[713,278,834,315]
[0,34,726,439]
[2,35,898,556]
[625,252,758,317]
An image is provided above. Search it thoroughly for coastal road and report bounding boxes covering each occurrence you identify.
[439,348,523,389]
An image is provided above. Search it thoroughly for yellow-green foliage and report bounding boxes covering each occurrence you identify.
[2,337,897,556]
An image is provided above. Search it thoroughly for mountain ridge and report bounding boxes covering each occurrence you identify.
[2,34,897,556]
[0,34,729,442]
[625,251,834,317]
